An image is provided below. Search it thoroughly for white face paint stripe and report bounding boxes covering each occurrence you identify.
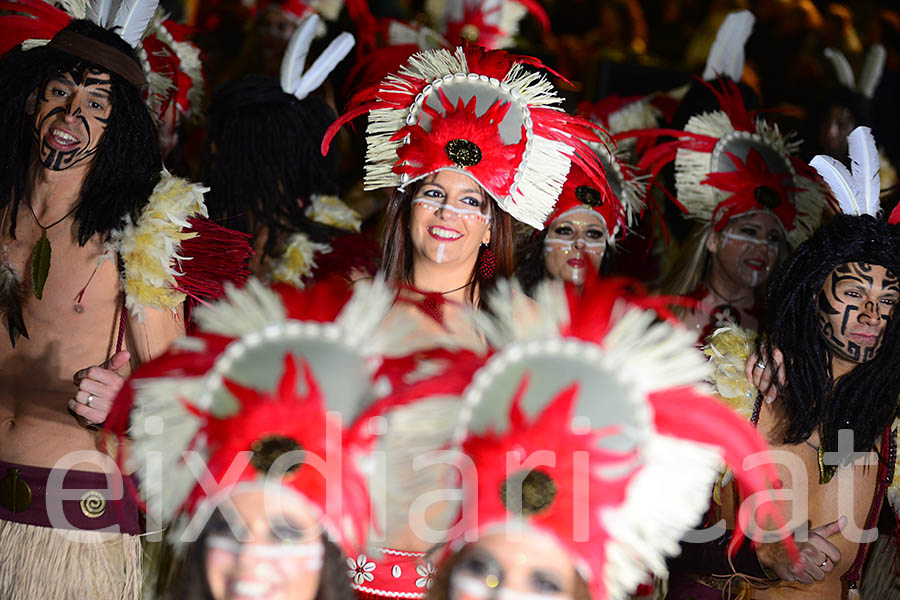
[720,231,780,249]
[450,573,565,600]
[206,535,324,560]
[413,198,492,222]
[436,243,446,264]
[544,238,607,250]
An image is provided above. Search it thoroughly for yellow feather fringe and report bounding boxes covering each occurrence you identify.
[703,324,758,419]
[106,171,209,319]
[305,194,361,231]
[268,233,332,287]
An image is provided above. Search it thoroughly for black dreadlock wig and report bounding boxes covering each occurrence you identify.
[201,75,342,259]
[0,19,161,246]
[759,214,900,454]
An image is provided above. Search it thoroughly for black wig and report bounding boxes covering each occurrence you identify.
[0,19,161,245]
[759,214,900,454]
[201,75,342,259]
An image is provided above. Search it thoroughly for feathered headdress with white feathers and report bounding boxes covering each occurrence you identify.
[439,277,794,600]
[322,44,613,230]
[106,278,406,555]
[0,0,160,89]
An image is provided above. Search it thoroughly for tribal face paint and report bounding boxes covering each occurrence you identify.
[708,212,783,290]
[817,262,899,364]
[30,66,112,171]
[410,171,492,268]
[205,488,324,600]
[543,208,607,286]
[449,532,578,600]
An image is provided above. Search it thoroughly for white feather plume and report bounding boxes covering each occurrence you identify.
[810,154,860,217]
[88,0,118,26]
[859,44,886,99]
[280,13,320,96]
[848,126,881,217]
[110,0,159,47]
[824,47,855,89]
[702,10,755,81]
[294,32,354,100]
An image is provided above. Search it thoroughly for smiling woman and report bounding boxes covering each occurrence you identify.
[381,171,515,313]
[325,44,612,344]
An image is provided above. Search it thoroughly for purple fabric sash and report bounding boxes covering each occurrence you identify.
[0,458,140,535]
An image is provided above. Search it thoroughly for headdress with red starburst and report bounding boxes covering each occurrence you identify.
[622,77,826,246]
[440,277,794,599]
[542,96,658,238]
[323,44,613,229]
[107,278,407,555]
[424,0,549,50]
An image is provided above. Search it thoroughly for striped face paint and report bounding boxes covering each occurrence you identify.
[410,171,492,268]
[543,208,607,285]
[448,534,577,600]
[412,197,493,224]
[451,572,568,600]
[817,262,899,364]
[31,66,112,171]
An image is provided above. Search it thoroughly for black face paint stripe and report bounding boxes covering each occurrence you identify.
[83,77,111,87]
[849,262,875,284]
[840,303,858,336]
[818,290,840,315]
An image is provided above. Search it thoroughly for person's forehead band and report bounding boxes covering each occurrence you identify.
[46,30,147,89]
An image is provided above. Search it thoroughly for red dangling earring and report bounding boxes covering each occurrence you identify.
[479,244,496,279]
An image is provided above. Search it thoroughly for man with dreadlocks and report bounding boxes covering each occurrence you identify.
[0,6,249,598]
[668,127,900,599]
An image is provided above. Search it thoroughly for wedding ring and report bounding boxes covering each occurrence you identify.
[756,360,767,370]
[86,394,94,407]
[820,559,828,568]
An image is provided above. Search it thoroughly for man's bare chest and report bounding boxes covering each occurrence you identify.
[1,220,121,345]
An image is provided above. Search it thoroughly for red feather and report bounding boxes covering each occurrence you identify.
[704,148,802,231]
[0,0,69,56]
[183,354,369,552]
[393,90,524,194]
[175,217,252,329]
[890,203,900,225]
[459,374,635,600]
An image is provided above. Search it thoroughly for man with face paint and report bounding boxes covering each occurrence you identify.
[668,126,900,600]
[0,14,248,599]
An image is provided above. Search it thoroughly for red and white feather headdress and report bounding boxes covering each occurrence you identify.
[107,278,405,556]
[323,44,612,229]
[543,96,658,238]
[424,0,549,50]
[142,16,205,122]
[443,277,790,599]
[624,78,826,246]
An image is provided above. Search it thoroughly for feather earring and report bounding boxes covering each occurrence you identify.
[0,260,29,347]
